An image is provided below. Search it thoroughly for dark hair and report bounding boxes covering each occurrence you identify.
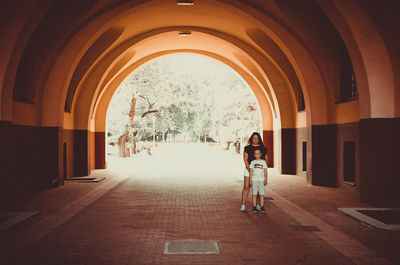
[248,132,264,146]
[253,148,262,154]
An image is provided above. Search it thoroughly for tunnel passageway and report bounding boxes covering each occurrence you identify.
[1,144,398,265]
[1,1,400,264]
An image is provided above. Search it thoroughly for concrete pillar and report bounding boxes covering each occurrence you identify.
[74,130,90,177]
[281,128,296,174]
[263,130,274,168]
[95,131,106,169]
[0,122,63,198]
[360,118,400,207]
[0,121,14,198]
[308,125,337,187]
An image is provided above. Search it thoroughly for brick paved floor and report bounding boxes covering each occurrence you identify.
[0,144,398,265]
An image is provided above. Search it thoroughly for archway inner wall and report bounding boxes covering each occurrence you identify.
[90,50,277,173]
[1,0,399,206]
[65,28,299,178]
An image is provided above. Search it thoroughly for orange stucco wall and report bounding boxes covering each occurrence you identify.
[1,0,399,205]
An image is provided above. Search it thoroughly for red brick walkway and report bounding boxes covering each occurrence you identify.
[0,144,398,265]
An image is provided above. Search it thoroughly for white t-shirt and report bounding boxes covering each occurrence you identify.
[250,159,267,181]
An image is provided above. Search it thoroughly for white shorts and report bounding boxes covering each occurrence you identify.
[244,168,250,177]
[252,180,265,195]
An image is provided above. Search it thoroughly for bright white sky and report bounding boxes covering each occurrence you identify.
[157,53,235,81]
[113,52,259,108]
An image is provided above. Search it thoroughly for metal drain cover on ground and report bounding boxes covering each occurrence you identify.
[65,176,105,182]
[164,240,220,255]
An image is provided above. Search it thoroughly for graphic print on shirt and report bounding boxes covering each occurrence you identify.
[254,163,264,169]
[250,160,267,181]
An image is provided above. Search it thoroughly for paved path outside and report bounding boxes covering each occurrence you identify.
[0,143,398,265]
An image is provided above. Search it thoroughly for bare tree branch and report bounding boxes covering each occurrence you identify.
[139,95,155,109]
[139,94,157,117]
[141,110,158,118]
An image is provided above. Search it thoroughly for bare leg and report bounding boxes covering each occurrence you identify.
[241,177,250,205]
[252,195,257,207]
[260,195,265,207]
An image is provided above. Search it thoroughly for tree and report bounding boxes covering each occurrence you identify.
[106,54,261,156]
[117,97,136,157]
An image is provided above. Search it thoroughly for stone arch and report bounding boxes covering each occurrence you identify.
[35,0,328,179]
[0,1,52,122]
[316,0,396,119]
[36,0,332,128]
[2,1,338,185]
[93,50,275,168]
[93,50,273,134]
[64,28,301,173]
[70,28,296,131]
[74,42,280,170]
[314,0,399,205]
[0,0,398,206]
[64,26,125,113]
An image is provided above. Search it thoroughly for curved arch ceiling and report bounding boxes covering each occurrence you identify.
[4,0,396,130]
[92,49,276,133]
[55,0,311,131]
[71,28,296,131]
[37,0,374,129]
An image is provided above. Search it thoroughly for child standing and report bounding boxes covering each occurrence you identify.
[249,149,268,213]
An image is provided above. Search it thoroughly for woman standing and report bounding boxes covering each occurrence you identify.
[240,132,268,212]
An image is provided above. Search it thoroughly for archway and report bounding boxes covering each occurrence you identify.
[66,28,299,179]
[1,0,398,206]
[104,53,267,166]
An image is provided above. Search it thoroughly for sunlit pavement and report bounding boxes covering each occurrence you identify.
[1,143,399,264]
[108,143,245,180]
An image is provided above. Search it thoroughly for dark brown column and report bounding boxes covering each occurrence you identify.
[95,131,106,169]
[91,131,95,170]
[263,130,273,168]
[360,118,400,207]
[40,126,63,187]
[336,122,359,189]
[308,125,337,187]
[296,127,307,175]
[0,122,63,200]
[63,129,75,179]
[0,121,14,199]
[74,130,90,177]
[281,128,296,174]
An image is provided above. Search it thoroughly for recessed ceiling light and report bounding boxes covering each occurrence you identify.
[177,0,194,6]
[179,31,192,36]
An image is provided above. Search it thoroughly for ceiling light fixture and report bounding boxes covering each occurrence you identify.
[179,31,192,37]
[177,0,194,6]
